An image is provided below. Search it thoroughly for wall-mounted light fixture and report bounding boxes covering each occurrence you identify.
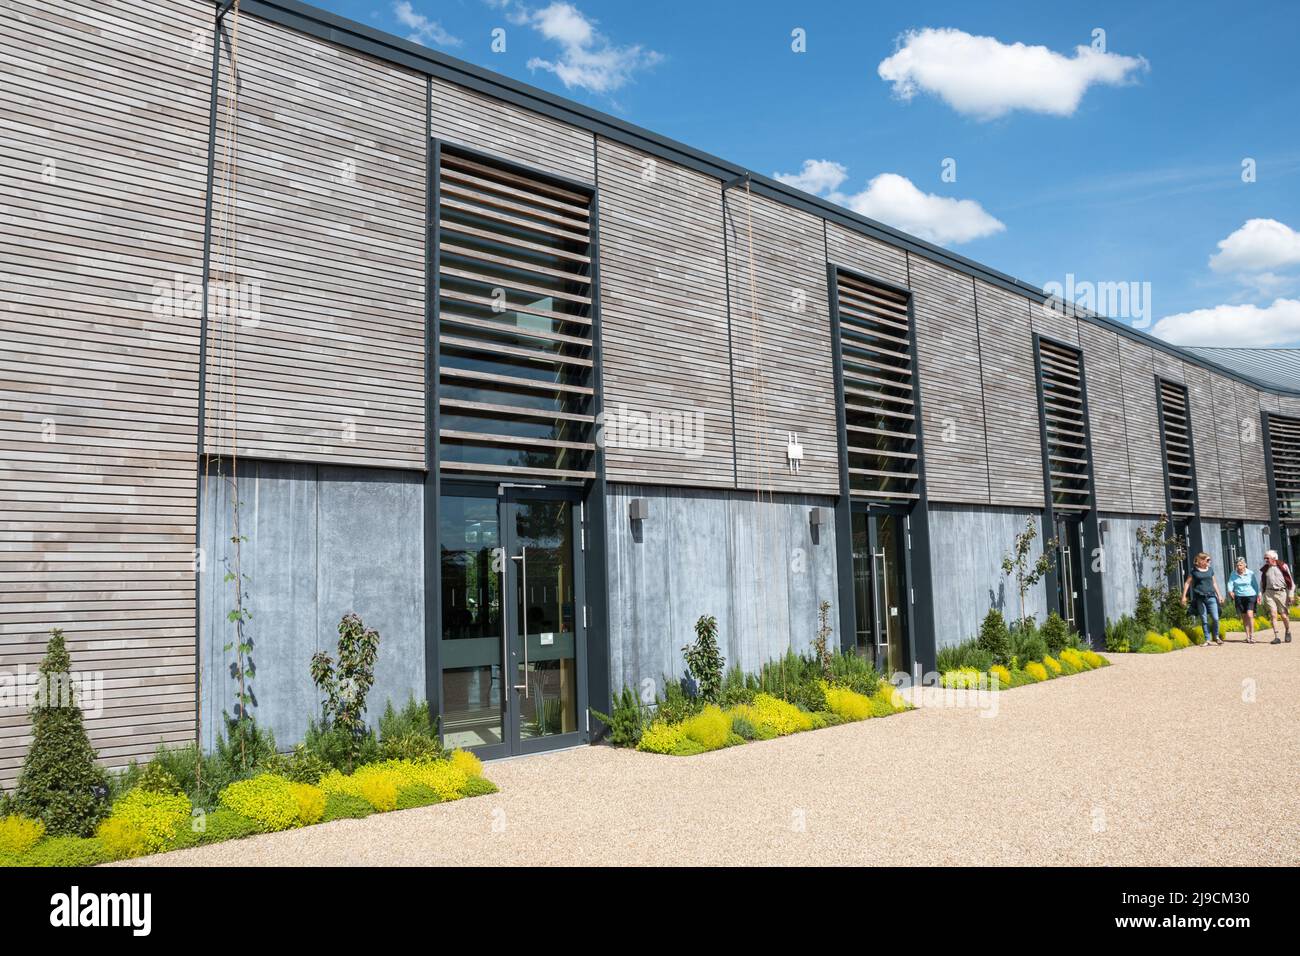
[1098,519,1110,540]
[809,506,827,544]
[628,498,649,522]
[787,433,803,474]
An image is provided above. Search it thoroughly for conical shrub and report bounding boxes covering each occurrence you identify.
[12,629,109,836]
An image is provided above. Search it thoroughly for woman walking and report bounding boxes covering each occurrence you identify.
[1225,556,1261,643]
[1182,551,1224,645]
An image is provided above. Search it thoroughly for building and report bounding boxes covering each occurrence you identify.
[4,0,1299,779]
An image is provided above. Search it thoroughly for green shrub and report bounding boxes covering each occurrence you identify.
[1142,631,1174,652]
[377,697,445,763]
[1161,587,1190,631]
[214,714,278,781]
[461,776,498,798]
[936,637,994,674]
[322,792,374,822]
[1009,621,1048,665]
[678,705,732,751]
[590,685,647,748]
[1135,587,1157,632]
[97,788,192,859]
[192,807,259,845]
[977,609,1012,666]
[395,784,441,810]
[303,718,378,772]
[682,614,725,703]
[0,815,45,855]
[137,762,183,796]
[261,744,332,784]
[12,629,111,837]
[1041,612,1069,654]
[718,666,756,707]
[149,743,236,810]
[19,835,107,867]
[655,676,704,725]
[825,652,880,697]
[1105,615,1140,653]
[218,774,302,832]
[730,713,759,740]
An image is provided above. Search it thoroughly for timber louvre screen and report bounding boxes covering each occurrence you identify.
[436,147,598,480]
[832,270,921,501]
[1036,338,1092,512]
[1268,414,1300,522]
[1158,379,1198,518]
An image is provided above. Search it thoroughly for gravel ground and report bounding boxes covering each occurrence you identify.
[122,640,1298,866]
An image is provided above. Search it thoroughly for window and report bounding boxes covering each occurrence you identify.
[436,147,597,480]
[832,269,920,502]
[1035,338,1092,512]
[1157,379,1198,519]
[1268,414,1300,523]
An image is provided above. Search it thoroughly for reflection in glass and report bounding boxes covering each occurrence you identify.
[439,495,503,749]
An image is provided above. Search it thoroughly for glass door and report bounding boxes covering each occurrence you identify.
[1054,516,1084,630]
[851,508,909,674]
[438,485,585,758]
[1221,521,1245,588]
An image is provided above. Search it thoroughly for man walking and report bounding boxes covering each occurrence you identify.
[1258,549,1294,644]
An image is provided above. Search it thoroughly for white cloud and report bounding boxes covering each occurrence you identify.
[830,172,1004,245]
[1209,219,1300,275]
[773,160,849,195]
[1152,298,1300,347]
[877,27,1147,120]
[394,1,461,47]
[519,2,662,94]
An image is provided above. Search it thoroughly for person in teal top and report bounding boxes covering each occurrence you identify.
[1225,557,1261,643]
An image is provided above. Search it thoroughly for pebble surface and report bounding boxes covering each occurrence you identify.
[121,640,1298,866]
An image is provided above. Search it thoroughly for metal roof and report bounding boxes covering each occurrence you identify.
[1182,348,1300,393]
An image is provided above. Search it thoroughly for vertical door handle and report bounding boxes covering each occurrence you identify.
[511,545,529,697]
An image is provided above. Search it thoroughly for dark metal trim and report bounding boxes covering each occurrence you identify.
[826,263,856,653]
[423,97,441,733]
[1262,411,1283,553]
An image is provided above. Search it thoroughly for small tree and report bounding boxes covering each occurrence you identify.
[1041,611,1070,655]
[311,613,380,773]
[13,629,109,836]
[811,600,834,679]
[1136,517,1186,629]
[1001,516,1057,625]
[682,614,725,703]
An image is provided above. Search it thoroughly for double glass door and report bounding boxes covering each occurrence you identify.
[438,485,585,758]
[1221,521,1245,585]
[1054,515,1084,630]
[851,508,909,674]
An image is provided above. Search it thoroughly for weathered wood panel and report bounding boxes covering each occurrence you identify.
[825,223,908,288]
[1117,338,1167,514]
[430,77,595,184]
[908,256,989,504]
[1184,364,1224,516]
[973,281,1042,507]
[203,13,426,468]
[1235,380,1270,520]
[0,0,210,783]
[1032,299,1079,345]
[1210,372,1247,517]
[1078,325,1133,512]
[723,192,838,494]
[595,139,734,486]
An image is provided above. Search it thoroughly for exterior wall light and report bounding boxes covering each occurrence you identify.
[628,498,649,522]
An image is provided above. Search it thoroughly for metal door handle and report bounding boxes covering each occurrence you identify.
[873,548,888,653]
[511,545,529,697]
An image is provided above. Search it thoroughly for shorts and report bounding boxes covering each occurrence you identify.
[1234,594,1258,615]
[1262,589,1291,616]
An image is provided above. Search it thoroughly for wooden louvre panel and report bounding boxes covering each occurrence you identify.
[1269,414,1300,522]
[1038,339,1092,511]
[436,148,597,480]
[834,272,920,501]
[1159,380,1198,518]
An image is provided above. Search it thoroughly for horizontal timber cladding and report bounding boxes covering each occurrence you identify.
[1158,379,1198,519]
[1184,364,1223,515]
[1035,338,1092,512]
[825,223,909,288]
[594,138,735,486]
[1210,372,1247,517]
[1236,380,1270,520]
[1077,324,1133,512]
[723,190,838,494]
[203,12,427,469]
[1268,414,1300,522]
[436,146,598,481]
[1116,338,1168,514]
[429,77,595,184]
[973,281,1043,507]
[832,270,921,503]
[0,0,211,783]
[908,256,990,504]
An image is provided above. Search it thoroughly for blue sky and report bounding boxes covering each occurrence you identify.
[318,0,1300,346]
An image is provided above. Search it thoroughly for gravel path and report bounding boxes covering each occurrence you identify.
[122,640,1298,866]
